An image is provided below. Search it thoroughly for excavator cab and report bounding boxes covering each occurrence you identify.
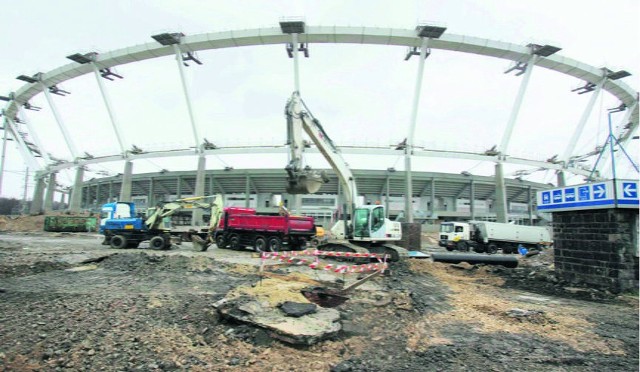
[352,206,386,238]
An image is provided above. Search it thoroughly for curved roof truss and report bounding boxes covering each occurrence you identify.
[2,25,638,177]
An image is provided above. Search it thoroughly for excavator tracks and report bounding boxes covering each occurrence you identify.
[318,241,408,262]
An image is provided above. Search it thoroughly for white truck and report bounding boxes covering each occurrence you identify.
[438,221,552,254]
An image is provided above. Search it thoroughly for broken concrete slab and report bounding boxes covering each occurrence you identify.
[215,296,341,345]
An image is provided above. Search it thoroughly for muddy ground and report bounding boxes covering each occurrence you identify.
[0,231,637,371]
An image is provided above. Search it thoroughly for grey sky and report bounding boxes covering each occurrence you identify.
[1,0,638,200]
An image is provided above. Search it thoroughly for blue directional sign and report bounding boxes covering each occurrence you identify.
[564,188,576,202]
[538,180,639,212]
[578,186,590,201]
[541,191,551,204]
[592,183,607,200]
[616,180,639,207]
[622,182,637,198]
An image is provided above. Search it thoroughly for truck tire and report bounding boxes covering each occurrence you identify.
[149,236,165,250]
[297,237,307,250]
[456,241,469,252]
[110,235,127,249]
[254,236,267,252]
[486,243,498,255]
[229,234,241,250]
[268,237,282,252]
[215,234,227,249]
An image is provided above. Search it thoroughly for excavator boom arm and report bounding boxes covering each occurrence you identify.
[285,91,358,214]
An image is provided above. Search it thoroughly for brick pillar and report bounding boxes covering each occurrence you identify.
[553,209,638,293]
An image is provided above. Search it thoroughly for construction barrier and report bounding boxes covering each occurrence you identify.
[260,249,388,274]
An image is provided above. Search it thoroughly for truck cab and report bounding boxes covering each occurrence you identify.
[438,222,471,249]
[99,202,144,234]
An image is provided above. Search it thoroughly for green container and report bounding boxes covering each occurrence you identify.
[44,216,98,232]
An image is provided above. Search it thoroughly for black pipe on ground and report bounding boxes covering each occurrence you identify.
[431,253,518,268]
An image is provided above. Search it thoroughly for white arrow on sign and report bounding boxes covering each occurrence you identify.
[594,185,606,198]
[623,183,637,197]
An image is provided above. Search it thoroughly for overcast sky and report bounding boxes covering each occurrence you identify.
[0,0,638,200]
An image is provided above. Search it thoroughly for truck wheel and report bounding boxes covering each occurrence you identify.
[297,237,307,250]
[215,235,227,249]
[486,243,498,255]
[456,241,469,252]
[149,236,165,250]
[110,235,127,249]
[254,237,267,252]
[445,245,455,252]
[267,237,282,252]
[229,234,241,250]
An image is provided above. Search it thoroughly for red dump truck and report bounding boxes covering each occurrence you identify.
[213,207,316,252]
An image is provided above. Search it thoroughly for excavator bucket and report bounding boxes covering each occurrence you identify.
[286,171,326,194]
[192,235,212,252]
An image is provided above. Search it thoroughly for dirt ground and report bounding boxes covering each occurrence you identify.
[0,220,638,371]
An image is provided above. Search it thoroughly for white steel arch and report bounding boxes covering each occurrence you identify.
[2,25,638,178]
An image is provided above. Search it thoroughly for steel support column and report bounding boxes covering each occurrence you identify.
[291,33,301,92]
[193,155,206,225]
[172,44,201,152]
[404,37,430,223]
[561,78,606,167]
[245,174,251,208]
[148,177,155,208]
[44,172,56,212]
[69,166,84,212]
[430,177,436,217]
[385,174,390,218]
[495,54,538,219]
[527,186,534,225]
[470,179,476,220]
[29,172,46,214]
[92,63,127,154]
[2,118,39,171]
[499,54,538,154]
[40,82,78,160]
[494,163,508,223]
[19,108,50,164]
[119,161,133,202]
